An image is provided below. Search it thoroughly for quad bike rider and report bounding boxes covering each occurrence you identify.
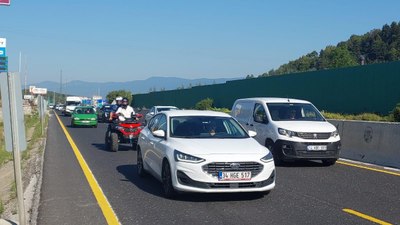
[105,97,143,151]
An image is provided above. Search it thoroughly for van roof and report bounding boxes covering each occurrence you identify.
[235,97,311,104]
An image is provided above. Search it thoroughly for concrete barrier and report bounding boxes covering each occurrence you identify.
[329,119,400,168]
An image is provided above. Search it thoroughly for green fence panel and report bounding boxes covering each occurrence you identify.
[133,61,400,114]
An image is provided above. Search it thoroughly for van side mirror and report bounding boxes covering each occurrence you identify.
[254,114,268,124]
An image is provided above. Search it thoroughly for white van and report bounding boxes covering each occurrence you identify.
[231,98,341,166]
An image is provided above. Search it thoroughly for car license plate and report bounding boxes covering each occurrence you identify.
[129,134,133,139]
[307,145,327,151]
[218,171,251,181]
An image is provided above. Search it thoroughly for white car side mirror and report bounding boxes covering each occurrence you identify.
[248,130,257,137]
[152,130,166,138]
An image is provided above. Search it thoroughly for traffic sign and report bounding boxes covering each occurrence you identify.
[0,38,6,47]
[0,0,10,6]
[0,47,5,56]
[0,56,8,72]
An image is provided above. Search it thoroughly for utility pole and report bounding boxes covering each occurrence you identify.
[59,69,62,95]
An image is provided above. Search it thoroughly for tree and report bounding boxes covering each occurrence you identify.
[106,90,133,104]
[195,98,213,110]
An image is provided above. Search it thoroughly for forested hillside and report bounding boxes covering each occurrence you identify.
[258,21,400,77]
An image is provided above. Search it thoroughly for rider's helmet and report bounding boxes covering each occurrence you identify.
[115,96,123,107]
[121,97,129,109]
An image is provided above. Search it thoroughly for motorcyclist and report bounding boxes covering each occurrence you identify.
[115,97,136,121]
[109,96,123,121]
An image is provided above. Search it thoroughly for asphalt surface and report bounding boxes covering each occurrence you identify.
[38,110,400,225]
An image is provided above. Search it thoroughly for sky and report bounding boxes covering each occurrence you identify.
[1,0,400,84]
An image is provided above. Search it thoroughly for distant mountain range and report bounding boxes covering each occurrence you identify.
[29,76,239,98]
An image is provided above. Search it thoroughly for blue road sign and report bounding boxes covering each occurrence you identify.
[0,56,8,72]
[0,47,5,56]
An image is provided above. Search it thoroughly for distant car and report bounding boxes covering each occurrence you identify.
[70,106,98,128]
[137,110,275,198]
[48,104,55,109]
[145,106,179,124]
[97,104,118,122]
[56,104,65,111]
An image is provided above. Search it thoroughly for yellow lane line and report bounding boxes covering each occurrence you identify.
[343,209,392,225]
[337,161,400,177]
[54,112,120,225]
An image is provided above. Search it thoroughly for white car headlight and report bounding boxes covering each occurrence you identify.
[174,150,205,163]
[261,151,274,163]
[74,117,79,120]
[91,118,96,121]
[278,128,296,137]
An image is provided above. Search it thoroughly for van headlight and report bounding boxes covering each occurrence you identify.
[331,129,339,137]
[261,151,274,163]
[74,117,80,120]
[278,128,297,137]
[174,150,205,163]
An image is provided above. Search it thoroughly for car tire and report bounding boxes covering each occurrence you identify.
[322,159,337,166]
[266,141,283,166]
[110,132,119,152]
[71,121,75,128]
[162,160,176,198]
[132,141,138,151]
[94,124,98,128]
[137,149,147,177]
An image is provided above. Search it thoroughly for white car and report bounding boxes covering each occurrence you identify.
[145,106,179,124]
[137,110,275,198]
[231,98,341,166]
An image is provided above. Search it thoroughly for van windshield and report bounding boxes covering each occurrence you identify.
[266,103,325,121]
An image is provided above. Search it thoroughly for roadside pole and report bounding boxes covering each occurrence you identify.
[7,72,27,225]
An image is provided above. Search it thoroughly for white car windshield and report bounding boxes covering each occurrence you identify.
[170,116,248,138]
[266,103,325,121]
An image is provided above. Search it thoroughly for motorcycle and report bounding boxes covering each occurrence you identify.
[105,113,144,152]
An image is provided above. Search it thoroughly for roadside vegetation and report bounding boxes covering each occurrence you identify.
[194,98,400,122]
[256,21,400,77]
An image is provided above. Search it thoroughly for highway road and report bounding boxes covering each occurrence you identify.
[38,110,400,225]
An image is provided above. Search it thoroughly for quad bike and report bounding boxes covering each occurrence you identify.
[105,113,143,152]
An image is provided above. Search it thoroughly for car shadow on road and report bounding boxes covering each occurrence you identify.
[91,143,134,152]
[116,164,265,202]
[276,160,328,167]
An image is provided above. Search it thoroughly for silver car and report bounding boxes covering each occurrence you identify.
[145,106,179,124]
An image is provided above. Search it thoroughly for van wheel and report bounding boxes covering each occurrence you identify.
[266,141,283,166]
[322,159,337,166]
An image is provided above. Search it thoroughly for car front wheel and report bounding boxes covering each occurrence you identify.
[162,160,176,198]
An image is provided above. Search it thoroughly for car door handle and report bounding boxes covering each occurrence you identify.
[141,137,145,140]
[149,141,154,145]
[248,124,254,126]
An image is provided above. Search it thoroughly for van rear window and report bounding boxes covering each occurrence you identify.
[266,103,325,121]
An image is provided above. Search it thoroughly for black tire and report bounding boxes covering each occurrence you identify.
[162,160,176,198]
[110,132,119,152]
[71,121,75,128]
[137,149,147,177]
[105,130,110,150]
[94,124,98,128]
[132,141,138,151]
[266,141,283,166]
[322,159,337,166]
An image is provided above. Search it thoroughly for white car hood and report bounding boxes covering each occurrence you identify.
[273,121,336,133]
[168,138,267,156]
